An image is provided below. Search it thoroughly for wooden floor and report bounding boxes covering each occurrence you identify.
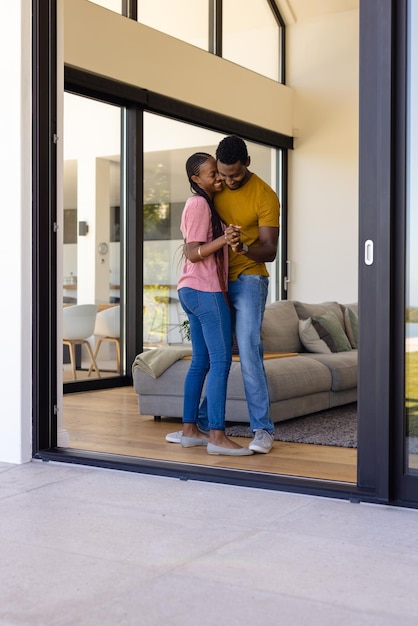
[63,363,117,383]
[62,386,357,483]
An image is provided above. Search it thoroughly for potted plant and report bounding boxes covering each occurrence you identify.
[180,319,191,342]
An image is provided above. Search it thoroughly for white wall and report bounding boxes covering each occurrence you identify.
[286,9,359,303]
[0,1,33,463]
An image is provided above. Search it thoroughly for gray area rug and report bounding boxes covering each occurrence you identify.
[226,403,358,448]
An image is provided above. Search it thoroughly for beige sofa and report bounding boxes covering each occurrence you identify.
[132,300,358,424]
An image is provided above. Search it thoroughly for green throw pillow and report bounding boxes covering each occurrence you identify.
[312,311,352,353]
[298,318,331,353]
[344,306,359,349]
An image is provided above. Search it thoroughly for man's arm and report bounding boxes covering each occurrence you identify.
[235,225,279,262]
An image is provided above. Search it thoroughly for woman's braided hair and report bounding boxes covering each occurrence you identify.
[185,152,227,294]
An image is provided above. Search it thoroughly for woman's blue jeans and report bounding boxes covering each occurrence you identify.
[178,288,232,431]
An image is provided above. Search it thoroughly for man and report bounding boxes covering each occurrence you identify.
[166,135,280,453]
[213,135,280,453]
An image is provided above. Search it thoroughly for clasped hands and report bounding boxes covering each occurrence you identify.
[224,224,243,253]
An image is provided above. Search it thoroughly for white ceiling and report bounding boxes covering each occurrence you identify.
[276,0,359,24]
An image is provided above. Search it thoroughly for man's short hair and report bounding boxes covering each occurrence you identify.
[216,135,248,165]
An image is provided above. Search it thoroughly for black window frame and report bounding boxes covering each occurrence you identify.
[32,0,58,450]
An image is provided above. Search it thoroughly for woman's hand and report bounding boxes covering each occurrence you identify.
[224,224,241,250]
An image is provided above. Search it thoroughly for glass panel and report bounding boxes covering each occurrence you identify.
[143,112,282,347]
[223,0,280,81]
[405,1,418,473]
[88,0,122,13]
[63,93,123,383]
[137,0,209,51]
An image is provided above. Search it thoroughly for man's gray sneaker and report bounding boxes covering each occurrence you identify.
[248,429,274,453]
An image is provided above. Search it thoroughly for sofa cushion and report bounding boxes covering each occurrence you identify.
[298,318,331,353]
[263,356,332,402]
[134,354,332,403]
[294,301,345,329]
[344,304,359,349]
[304,351,357,392]
[312,310,352,352]
[261,300,303,353]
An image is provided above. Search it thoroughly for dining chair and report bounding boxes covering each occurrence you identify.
[87,305,120,375]
[63,304,101,380]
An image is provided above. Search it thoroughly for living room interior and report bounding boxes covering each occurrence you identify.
[60,0,360,485]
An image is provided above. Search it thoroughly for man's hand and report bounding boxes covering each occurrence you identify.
[224,224,241,251]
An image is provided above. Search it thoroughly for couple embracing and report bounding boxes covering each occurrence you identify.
[166,135,280,456]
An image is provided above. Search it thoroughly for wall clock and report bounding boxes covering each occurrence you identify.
[98,242,109,255]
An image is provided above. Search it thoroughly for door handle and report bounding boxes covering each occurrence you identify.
[365,239,374,266]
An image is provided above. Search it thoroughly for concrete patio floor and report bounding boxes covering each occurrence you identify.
[0,460,417,625]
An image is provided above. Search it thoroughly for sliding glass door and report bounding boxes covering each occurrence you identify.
[358,0,418,507]
[62,93,125,386]
[393,0,418,502]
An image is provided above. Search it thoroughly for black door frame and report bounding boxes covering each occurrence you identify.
[34,0,418,507]
[357,0,395,502]
[357,0,418,508]
[31,0,359,500]
[32,0,58,450]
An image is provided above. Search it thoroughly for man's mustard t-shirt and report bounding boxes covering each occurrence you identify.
[214,173,280,281]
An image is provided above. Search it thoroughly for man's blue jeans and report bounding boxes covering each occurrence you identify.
[198,274,274,435]
[178,288,232,431]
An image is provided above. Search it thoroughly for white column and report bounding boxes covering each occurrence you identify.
[77,156,111,305]
[77,156,97,304]
[0,0,33,462]
[95,158,112,304]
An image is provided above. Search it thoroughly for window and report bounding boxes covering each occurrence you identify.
[63,93,124,382]
[142,112,283,347]
[405,0,418,474]
[88,0,284,81]
[137,0,210,51]
[222,0,281,81]
[88,0,122,13]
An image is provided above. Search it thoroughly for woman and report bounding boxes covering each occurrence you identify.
[174,152,253,456]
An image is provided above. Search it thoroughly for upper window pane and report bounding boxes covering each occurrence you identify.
[223,0,280,81]
[88,1,282,81]
[88,0,122,14]
[137,0,210,51]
